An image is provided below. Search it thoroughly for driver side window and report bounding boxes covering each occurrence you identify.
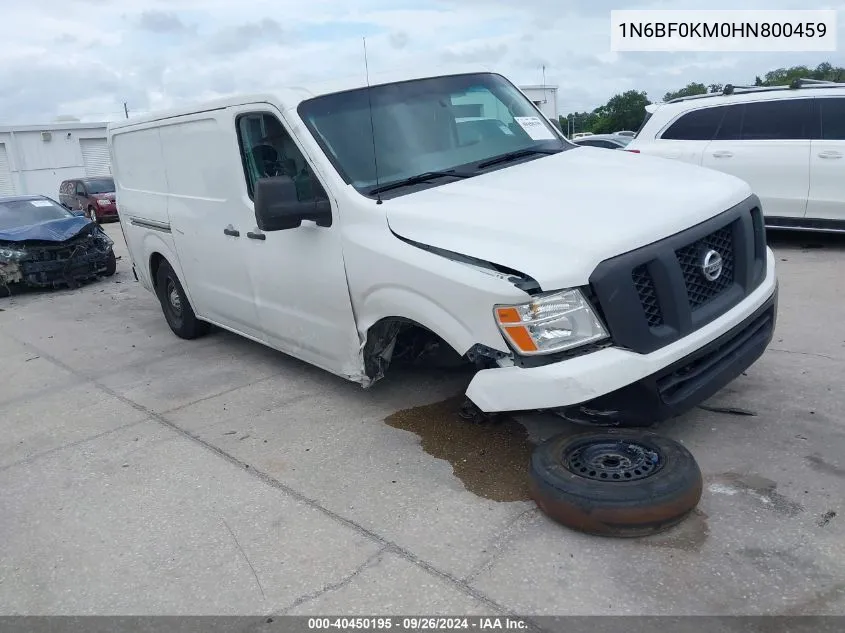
[236,112,328,203]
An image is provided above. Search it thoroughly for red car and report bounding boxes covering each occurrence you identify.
[58,177,118,224]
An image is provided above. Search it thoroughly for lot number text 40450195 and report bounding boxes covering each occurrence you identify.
[307,617,529,630]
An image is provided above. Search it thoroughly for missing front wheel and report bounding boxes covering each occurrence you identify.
[458,398,502,425]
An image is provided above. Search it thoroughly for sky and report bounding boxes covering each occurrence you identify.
[1,0,843,124]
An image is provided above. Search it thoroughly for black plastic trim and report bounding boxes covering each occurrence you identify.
[130,217,171,233]
[555,285,777,427]
[766,216,845,234]
[589,195,766,355]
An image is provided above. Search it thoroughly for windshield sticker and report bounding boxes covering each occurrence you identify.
[515,116,556,140]
[30,200,53,207]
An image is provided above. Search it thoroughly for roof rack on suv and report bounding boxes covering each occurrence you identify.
[665,77,845,104]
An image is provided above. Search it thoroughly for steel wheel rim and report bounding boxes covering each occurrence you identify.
[166,280,182,316]
[563,438,663,482]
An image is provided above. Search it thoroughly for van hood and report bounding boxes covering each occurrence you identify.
[384,147,752,292]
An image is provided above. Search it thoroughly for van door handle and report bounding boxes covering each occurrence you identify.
[818,150,843,159]
[223,226,240,237]
[711,151,733,158]
[247,231,266,241]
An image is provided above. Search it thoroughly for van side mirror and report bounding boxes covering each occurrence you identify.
[254,176,332,231]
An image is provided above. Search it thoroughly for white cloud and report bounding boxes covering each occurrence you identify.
[1,0,843,123]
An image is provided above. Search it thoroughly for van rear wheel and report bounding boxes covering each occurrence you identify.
[155,260,210,339]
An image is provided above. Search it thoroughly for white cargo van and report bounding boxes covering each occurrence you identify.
[109,67,778,426]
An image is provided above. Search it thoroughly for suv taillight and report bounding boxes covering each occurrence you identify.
[625,149,640,153]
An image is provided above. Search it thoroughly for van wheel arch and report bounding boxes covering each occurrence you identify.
[149,252,166,290]
[363,317,469,382]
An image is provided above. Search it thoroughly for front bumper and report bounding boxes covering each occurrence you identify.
[96,204,119,219]
[465,248,778,420]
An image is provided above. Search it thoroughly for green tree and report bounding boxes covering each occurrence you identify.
[560,110,599,136]
[663,82,707,102]
[591,90,651,133]
[708,83,723,93]
[759,62,845,86]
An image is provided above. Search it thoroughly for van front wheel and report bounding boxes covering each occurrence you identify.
[155,260,210,339]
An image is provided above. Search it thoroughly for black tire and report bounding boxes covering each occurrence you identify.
[529,430,703,537]
[103,250,117,277]
[154,260,210,340]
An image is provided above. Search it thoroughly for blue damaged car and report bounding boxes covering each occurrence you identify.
[0,195,116,296]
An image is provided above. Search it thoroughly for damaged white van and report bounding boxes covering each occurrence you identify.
[109,67,778,426]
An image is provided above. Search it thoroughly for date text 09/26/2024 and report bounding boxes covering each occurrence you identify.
[307,618,529,630]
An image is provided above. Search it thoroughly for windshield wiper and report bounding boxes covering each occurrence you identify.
[475,148,562,170]
[368,170,471,196]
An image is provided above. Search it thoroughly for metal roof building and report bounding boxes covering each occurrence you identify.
[0,121,110,199]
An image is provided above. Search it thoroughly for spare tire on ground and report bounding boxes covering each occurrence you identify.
[529,430,702,537]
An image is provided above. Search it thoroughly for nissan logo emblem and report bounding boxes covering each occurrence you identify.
[701,249,723,282]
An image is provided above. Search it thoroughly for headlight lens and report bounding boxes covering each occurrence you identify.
[97,198,111,206]
[0,247,26,261]
[494,289,609,355]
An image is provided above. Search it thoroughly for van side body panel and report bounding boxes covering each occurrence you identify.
[109,125,184,297]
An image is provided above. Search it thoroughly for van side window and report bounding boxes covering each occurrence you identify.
[661,106,726,140]
[819,98,845,140]
[236,112,328,203]
[75,182,86,196]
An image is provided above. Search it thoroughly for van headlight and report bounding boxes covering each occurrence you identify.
[494,289,609,355]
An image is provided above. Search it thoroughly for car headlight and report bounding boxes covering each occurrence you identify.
[97,199,111,206]
[0,247,27,261]
[494,289,609,355]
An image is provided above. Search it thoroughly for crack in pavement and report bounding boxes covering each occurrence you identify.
[769,348,840,362]
[223,517,267,601]
[0,418,149,474]
[273,546,389,615]
[8,335,520,618]
[157,371,307,416]
[462,507,541,585]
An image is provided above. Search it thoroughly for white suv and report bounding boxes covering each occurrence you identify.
[626,79,845,233]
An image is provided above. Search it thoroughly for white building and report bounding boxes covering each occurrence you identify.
[0,122,111,199]
[519,85,559,121]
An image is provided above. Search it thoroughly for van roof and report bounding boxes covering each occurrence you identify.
[109,63,492,132]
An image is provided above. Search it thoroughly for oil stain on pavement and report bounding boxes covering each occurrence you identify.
[385,395,534,502]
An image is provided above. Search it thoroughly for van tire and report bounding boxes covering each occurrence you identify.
[529,430,702,537]
[155,260,210,340]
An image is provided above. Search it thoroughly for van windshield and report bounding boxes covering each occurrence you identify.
[297,72,572,197]
[84,178,114,194]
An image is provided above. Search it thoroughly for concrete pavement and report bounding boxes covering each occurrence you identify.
[0,224,843,616]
